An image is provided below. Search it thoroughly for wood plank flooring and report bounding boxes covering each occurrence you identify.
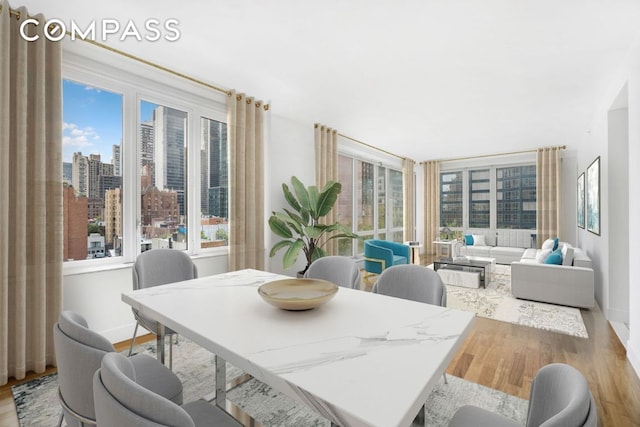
[1,263,639,426]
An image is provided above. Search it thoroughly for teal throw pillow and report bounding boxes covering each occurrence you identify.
[544,249,563,265]
[553,237,559,251]
[464,234,474,245]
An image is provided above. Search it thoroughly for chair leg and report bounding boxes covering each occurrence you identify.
[443,372,448,384]
[56,411,63,427]
[169,334,173,370]
[128,322,139,356]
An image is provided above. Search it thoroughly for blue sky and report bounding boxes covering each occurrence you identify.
[62,79,157,164]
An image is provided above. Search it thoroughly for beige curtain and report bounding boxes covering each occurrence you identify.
[422,161,440,255]
[0,1,62,385]
[314,124,338,255]
[228,91,266,270]
[402,158,415,242]
[536,147,561,246]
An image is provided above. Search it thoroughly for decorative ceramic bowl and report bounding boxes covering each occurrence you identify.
[258,278,339,311]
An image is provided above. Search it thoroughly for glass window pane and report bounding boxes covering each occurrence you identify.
[63,79,123,261]
[139,101,188,250]
[389,169,403,228]
[377,166,386,230]
[200,117,229,249]
[496,166,536,229]
[357,160,374,232]
[469,169,490,228]
[338,155,354,256]
[440,171,463,227]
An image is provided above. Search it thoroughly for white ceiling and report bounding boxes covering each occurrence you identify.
[17,0,640,160]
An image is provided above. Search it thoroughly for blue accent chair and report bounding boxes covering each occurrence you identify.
[364,239,410,276]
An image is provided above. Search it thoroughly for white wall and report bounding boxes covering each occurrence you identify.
[581,34,640,377]
[607,107,630,324]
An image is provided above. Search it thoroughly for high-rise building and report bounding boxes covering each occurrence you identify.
[140,121,154,187]
[104,187,122,249]
[207,120,228,218]
[63,183,88,261]
[153,106,187,215]
[72,152,89,197]
[112,144,121,176]
[63,162,73,185]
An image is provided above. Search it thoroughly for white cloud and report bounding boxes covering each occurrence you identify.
[62,122,100,150]
[84,86,102,93]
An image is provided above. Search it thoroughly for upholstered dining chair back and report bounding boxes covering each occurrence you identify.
[94,352,241,427]
[53,310,116,424]
[372,264,447,307]
[130,249,198,364]
[448,363,597,427]
[305,256,362,289]
[93,353,194,427]
[526,363,597,427]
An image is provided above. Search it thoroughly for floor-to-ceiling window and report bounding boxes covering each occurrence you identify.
[62,56,228,267]
[338,153,404,256]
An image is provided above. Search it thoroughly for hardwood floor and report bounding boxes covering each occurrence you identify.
[1,265,639,426]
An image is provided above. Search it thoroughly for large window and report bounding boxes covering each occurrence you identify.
[469,169,490,228]
[440,164,536,231]
[440,171,463,227]
[497,165,536,229]
[62,55,228,265]
[338,154,404,256]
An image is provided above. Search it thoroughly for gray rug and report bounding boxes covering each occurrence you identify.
[13,339,528,426]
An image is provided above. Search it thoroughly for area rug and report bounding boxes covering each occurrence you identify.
[431,264,588,338]
[13,339,528,426]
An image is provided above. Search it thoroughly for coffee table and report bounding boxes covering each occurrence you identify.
[433,256,495,288]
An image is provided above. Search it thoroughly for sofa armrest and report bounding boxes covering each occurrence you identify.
[511,262,594,308]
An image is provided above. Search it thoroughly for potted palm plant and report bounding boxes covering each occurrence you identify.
[268,176,361,275]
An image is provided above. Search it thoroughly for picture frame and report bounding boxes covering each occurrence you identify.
[577,172,585,229]
[586,157,600,235]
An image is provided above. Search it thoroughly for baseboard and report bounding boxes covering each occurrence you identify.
[609,321,629,350]
[629,344,640,380]
[606,307,630,324]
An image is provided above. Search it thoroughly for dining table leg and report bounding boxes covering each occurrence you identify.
[156,323,166,365]
[215,354,226,407]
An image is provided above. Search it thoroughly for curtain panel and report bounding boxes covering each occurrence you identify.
[227,91,266,270]
[422,161,440,255]
[314,124,338,255]
[536,147,561,246]
[0,1,63,385]
[402,158,415,242]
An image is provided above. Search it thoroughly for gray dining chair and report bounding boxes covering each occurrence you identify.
[93,352,242,427]
[372,264,448,383]
[305,255,362,290]
[53,310,183,427]
[129,248,198,369]
[449,363,597,427]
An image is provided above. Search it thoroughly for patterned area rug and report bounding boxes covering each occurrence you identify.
[13,339,528,426]
[433,264,588,338]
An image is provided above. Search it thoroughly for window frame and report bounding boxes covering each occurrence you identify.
[62,44,228,274]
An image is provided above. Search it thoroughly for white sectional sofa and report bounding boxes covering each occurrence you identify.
[511,244,594,309]
[458,229,531,264]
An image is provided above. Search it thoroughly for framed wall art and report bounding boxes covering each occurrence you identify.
[577,172,585,229]
[586,157,600,235]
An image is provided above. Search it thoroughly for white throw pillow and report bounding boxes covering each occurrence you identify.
[561,245,574,266]
[541,239,555,250]
[472,234,486,246]
[536,248,552,263]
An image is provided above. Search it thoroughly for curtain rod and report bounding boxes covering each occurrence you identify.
[1,5,269,110]
[336,132,408,161]
[421,145,566,164]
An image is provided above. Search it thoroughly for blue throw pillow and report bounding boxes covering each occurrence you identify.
[464,234,474,245]
[553,237,559,251]
[544,249,563,265]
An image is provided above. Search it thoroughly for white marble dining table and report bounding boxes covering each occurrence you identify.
[121,268,475,427]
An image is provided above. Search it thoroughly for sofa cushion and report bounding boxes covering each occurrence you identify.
[464,234,474,245]
[561,245,575,266]
[521,248,537,260]
[544,249,563,265]
[536,248,552,263]
[541,238,555,250]
[472,234,486,246]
